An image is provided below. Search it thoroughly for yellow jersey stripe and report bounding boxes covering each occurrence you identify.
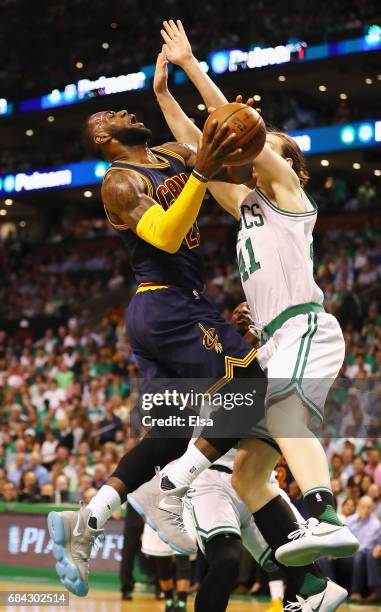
[205,348,258,395]
[109,153,170,169]
[136,284,171,293]
[152,146,186,166]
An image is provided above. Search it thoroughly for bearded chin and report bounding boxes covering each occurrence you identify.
[111,126,152,146]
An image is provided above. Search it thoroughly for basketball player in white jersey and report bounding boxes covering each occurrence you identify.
[128,20,359,589]
[138,436,347,612]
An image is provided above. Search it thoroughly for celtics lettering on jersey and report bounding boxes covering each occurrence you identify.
[237,187,324,329]
[238,203,263,282]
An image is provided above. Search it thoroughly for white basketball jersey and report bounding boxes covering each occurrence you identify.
[237,187,323,333]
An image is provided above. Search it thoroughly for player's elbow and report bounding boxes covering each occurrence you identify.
[152,235,182,254]
[161,242,181,254]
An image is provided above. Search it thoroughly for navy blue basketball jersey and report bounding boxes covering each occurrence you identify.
[103,146,205,290]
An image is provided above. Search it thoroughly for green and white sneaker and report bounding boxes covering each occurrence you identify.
[276,518,359,567]
[284,580,348,612]
[48,504,103,597]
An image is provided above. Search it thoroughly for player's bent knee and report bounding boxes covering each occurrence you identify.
[205,533,242,575]
[266,394,310,438]
[231,469,245,498]
[231,462,271,502]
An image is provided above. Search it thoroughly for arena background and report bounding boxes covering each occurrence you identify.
[1,1,381,610]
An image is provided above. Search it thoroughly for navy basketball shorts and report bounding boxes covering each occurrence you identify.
[127,286,274,446]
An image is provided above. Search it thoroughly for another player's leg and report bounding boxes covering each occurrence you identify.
[48,434,194,596]
[154,556,176,612]
[265,396,359,566]
[266,574,284,612]
[127,329,263,551]
[255,314,358,565]
[194,534,242,612]
[232,440,356,565]
[127,435,241,551]
[142,522,191,612]
[240,473,348,612]
[174,554,191,610]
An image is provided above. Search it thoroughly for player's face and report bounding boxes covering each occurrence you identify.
[265,133,284,156]
[90,110,152,146]
[101,109,144,129]
[266,133,294,169]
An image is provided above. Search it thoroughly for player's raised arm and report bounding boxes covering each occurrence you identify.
[154,48,253,212]
[161,19,228,109]
[154,49,201,148]
[102,121,242,253]
[253,142,304,213]
[234,95,306,213]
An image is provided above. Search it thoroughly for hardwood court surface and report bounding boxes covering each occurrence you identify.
[0,581,377,612]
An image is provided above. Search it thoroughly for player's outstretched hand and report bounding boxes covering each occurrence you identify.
[153,48,169,96]
[235,94,256,108]
[161,19,193,67]
[207,95,258,115]
[194,120,242,180]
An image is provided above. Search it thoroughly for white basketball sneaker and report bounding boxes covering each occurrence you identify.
[127,468,197,555]
[284,580,348,612]
[276,518,359,567]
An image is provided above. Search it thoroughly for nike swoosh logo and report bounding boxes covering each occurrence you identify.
[314,527,343,536]
[159,498,182,514]
[311,593,325,612]
[72,515,82,537]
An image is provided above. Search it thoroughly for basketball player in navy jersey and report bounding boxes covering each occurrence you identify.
[47,105,342,609]
[47,107,272,596]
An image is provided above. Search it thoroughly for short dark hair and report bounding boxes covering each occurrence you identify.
[268,129,310,187]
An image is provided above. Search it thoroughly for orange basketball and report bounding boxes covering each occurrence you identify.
[203,103,266,166]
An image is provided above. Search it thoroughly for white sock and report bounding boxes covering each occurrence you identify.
[162,444,212,489]
[87,485,121,528]
[269,580,284,602]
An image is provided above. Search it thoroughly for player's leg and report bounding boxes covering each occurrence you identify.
[266,573,284,612]
[240,473,348,612]
[174,555,191,610]
[195,534,242,612]
[128,289,265,548]
[48,331,196,596]
[154,556,176,612]
[235,441,328,599]
[47,431,195,595]
[141,524,178,611]
[260,313,358,565]
[120,504,145,600]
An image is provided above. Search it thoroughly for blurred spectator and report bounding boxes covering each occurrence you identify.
[40,483,54,503]
[28,452,51,487]
[320,496,381,597]
[358,180,376,207]
[1,481,18,502]
[18,470,41,502]
[339,496,357,522]
[364,448,381,487]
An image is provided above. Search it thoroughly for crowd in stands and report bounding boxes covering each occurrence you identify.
[1,0,379,99]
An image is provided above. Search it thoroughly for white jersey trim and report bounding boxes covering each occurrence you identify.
[255,187,317,218]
